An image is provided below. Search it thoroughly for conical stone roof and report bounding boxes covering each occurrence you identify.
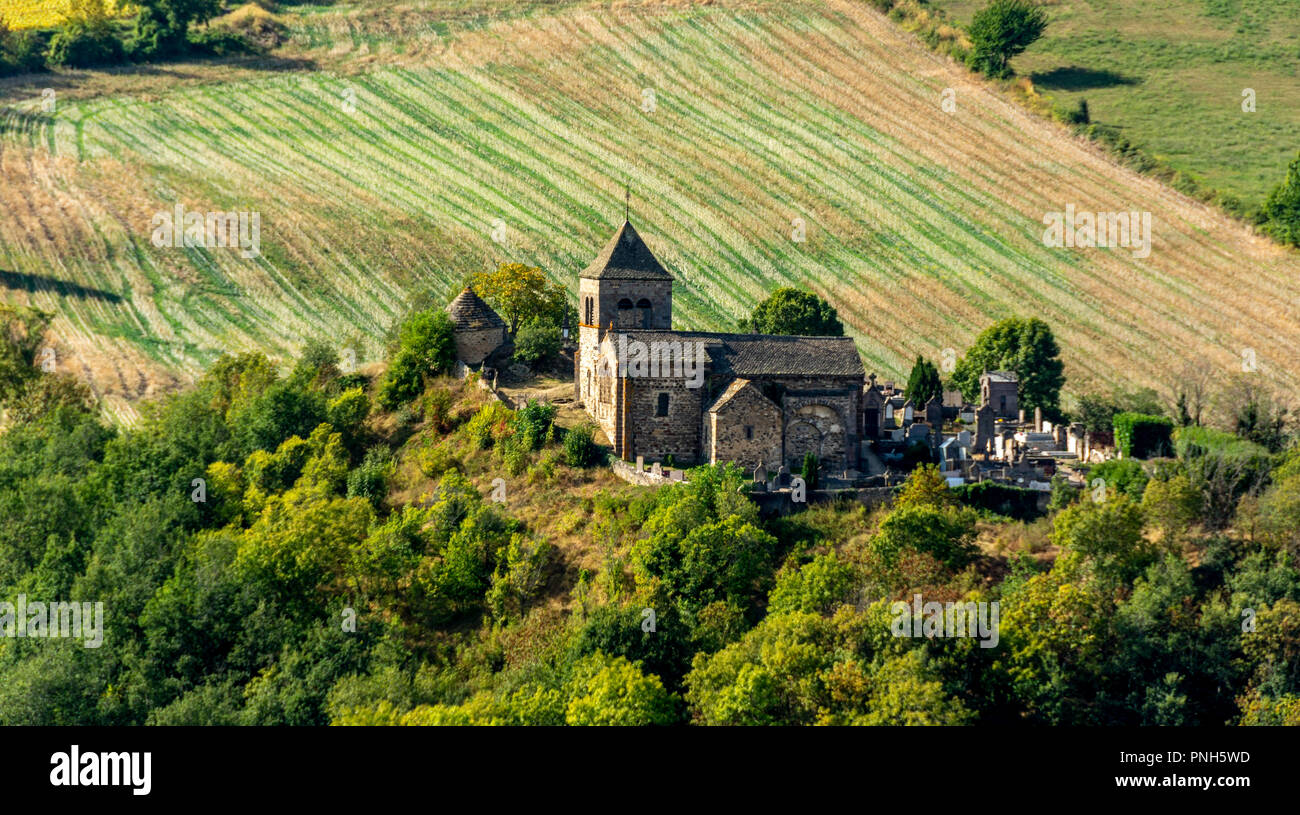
[580,221,673,280]
[446,286,506,330]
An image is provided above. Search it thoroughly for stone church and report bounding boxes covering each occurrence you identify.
[575,220,872,472]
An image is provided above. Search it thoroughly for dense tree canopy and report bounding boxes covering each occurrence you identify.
[738,287,843,336]
[952,317,1065,419]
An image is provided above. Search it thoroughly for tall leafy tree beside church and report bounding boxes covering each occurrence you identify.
[472,263,570,336]
[739,287,843,336]
[952,317,1065,419]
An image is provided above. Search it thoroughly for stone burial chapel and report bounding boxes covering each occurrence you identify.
[574,219,873,473]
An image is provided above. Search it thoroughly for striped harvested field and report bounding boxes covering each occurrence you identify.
[1,0,1297,417]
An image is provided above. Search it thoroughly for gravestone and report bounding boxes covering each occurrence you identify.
[636,455,644,473]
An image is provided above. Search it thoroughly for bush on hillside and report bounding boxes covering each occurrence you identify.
[46,21,124,67]
[1113,412,1174,459]
[513,318,561,367]
[377,310,457,410]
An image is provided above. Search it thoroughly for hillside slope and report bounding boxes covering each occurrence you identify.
[1,0,1298,419]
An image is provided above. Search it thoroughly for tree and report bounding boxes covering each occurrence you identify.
[895,463,953,510]
[739,287,843,336]
[471,263,569,336]
[1050,495,1153,583]
[130,0,222,58]
[46,0,124,68]
[377,309,456,409]
[952,317,1065,420]
[1261,151,1300,247]
[905,355,943,407]
[968,0,1048,79]
[870,503,978,571]
[564,654,679,726]
[512,317,561,366]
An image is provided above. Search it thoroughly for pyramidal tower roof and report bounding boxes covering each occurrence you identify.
[581,221,673,281]
[445,286,506,330]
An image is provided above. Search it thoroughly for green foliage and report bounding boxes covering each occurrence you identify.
[1090,457,1149,501]
[1261,152,1300,247]
[562,424,600,467]
[346,447,394,509]
[0,304,51,408]
[870,503,978,570]
[1074,387,1163,433]
[895,464,953,510]
[512,317,561,366]
[0,24,47,77]
[738,287,843,336]
[1175,426,1273,528]
[377,310,456,410]
[967,0,1048,79]
[571,604,697,690]
[951,480,1042,521]
[952,317,1064,420]
[46,20,123,67]
[768,552,857,615]
[905,354,943,408]
[464,402,514,450]
[511,399,556,451]
[799,451,819,491]
[130,0,222,59]
[562,654,680,726]
[1050,495,1153,583]
[1113,412,1174,459]
[633,464,775,615]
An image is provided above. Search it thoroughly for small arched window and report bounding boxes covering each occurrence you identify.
[584,297,594,325]
[636,298,653,328]
[656,393,669,417]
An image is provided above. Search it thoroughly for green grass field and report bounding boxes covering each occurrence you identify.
[927,0,1300,208]
[1,0,1298,419]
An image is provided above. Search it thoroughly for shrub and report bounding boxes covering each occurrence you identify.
[346,448,394,509]
[377,310,456,410]
[1260,151,1300,247]
[512,399,556,451]
[464,402,514,450]
[1113,412,1173,459]
[0,26,48,76]
[187,28,254,57]
[1090,457,1148,501]
[46,23,124,68]
[1061,97,1090,125]
[512,318,561,366]
[870,504,978,570]
[951,480,1042,521]
[800,451,819,490]
[563,424,599,468]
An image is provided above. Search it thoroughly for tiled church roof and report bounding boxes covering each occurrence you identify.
[446,286,506,330]
[581,221,673,281]
[613,330,865,378]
